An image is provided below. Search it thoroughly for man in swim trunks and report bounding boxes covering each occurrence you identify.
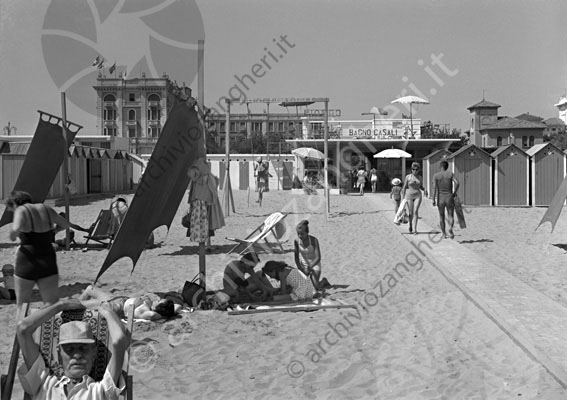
[432,160,460,239]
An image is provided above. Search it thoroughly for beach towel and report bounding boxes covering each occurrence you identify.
[394,199,409,224]
[454,195,467,229]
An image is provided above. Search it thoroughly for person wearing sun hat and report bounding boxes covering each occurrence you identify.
[390,178,403,214]
[17,299,129,399]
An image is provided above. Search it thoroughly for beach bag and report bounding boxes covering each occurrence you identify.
[181,208,191,229]
[182,274,205,307]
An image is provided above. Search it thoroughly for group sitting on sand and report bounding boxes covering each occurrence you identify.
[220,219,331,304]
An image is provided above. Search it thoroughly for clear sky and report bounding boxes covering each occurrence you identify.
[1,0,566,136]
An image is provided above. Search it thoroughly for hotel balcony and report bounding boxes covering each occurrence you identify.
[148,120,161,127]
[126,120,138,126]
[104,120,117,127]
[148,101,160,107]
[104,101,116,108]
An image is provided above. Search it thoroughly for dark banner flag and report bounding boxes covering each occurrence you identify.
[536,176,567,233]
[95,102,205,282]
[0,112,81,227]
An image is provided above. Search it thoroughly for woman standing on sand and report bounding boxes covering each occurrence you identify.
[401,162,425,234]
[6,191,75,314]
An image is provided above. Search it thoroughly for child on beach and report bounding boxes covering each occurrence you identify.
[0,264,16,301]
[390,178,402,213]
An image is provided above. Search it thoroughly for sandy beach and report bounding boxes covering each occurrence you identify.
[1,189,567,399]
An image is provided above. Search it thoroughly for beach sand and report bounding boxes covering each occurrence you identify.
[1,189,567,399]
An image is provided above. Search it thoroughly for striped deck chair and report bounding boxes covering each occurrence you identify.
[83,209,113,249]
[226,212,288,255]
[1,307,134,400]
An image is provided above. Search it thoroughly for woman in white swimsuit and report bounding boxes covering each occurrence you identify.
[294,219,322,288]
[401,162,425,234]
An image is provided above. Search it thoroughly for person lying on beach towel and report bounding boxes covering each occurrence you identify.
[79,285,179,321]
[222,252,274,302]
[261,261,316,302]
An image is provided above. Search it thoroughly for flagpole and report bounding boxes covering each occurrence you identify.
[61,93,71,250]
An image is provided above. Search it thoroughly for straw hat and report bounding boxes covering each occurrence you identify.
[391,178,402,186]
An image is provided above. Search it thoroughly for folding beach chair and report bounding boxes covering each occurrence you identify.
[227,212,288,255]
[83,209,114,249]
[1,307,134,400]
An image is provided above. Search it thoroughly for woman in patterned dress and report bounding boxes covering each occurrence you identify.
[261,261,316,302]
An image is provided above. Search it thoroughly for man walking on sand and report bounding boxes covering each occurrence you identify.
[432,160,460,239]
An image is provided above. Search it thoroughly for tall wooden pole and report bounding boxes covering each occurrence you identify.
[324,99,330,220]
[223,100,235,216]
[60,93,71,250]
[197,39,206,289]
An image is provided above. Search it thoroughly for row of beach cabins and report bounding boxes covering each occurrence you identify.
[0,140,565,207]
[422,142,566,207]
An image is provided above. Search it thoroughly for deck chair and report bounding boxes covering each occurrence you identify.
[2,307,134,400]
[227,212,288,255]
[83,209,113,249]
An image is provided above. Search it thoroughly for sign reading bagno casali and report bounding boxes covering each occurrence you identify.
[338,119,422,139]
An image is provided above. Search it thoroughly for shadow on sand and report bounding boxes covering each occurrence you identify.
[459,239,494,244]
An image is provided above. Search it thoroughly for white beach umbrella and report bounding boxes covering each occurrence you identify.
[391,95,430,136]
[373,148,412,158]
[292,147,326,160]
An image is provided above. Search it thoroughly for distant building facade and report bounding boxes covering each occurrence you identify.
[93,73,192,156]
[468,99,545,149]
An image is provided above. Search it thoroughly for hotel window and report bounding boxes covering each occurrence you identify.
[529,136,535,147]
[148,93,160,103]
[230,122,236,131]
[147,107,159,121]
[522,136,528,147]
[220,122,225,131]
[278,122,284,132]
[239,121,246,131]
[129,110,136,121]
[128,127,136,138]
[252,122,262,132]
[496,136,502,146]
[103,128,113,136]
[129,93,136,102]
[103,108,116,121]
[149,127,159,138]
[268,122,275,132]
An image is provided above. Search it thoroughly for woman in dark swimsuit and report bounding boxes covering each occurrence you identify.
[7,191,74,314]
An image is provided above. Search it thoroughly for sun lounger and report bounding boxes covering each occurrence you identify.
[226,212,288,255]
[83,209,113,249]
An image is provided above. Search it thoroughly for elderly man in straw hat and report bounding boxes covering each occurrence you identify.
[17,299,129,399]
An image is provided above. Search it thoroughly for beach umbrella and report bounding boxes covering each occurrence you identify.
[391,95,429,136]
[292,147,325,160]
[373,148,412,158]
